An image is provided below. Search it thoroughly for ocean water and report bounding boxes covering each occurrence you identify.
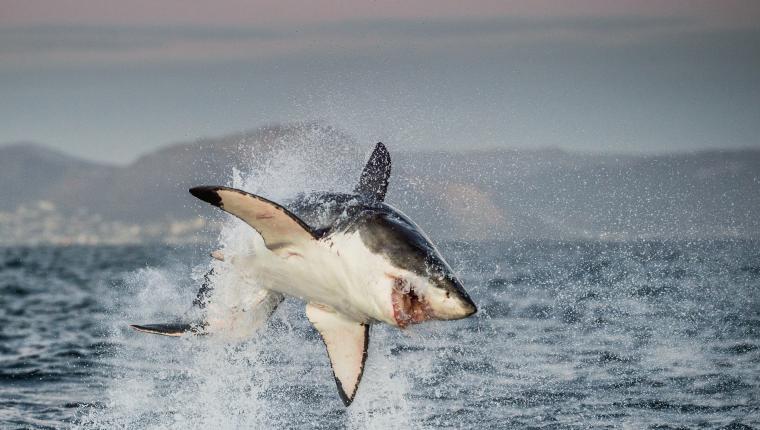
[1,240,758,429]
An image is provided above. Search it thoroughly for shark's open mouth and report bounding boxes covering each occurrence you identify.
[389,275,433,328]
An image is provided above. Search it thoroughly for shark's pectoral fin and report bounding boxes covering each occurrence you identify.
[306,303,370,406]
[190,186,318,254]
[129,322,205,337]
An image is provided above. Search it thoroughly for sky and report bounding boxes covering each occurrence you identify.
[1,1,759,164]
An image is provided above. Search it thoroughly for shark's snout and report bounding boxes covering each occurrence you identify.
[430,276,477,320]
[453,287,478,318]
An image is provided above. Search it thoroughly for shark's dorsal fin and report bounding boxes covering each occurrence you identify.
[354,142,391,202]
[306,303,369,406]
[190,186,317,253]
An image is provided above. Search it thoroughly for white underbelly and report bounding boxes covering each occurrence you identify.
[231,232,395,324]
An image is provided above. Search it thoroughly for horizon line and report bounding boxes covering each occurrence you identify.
[2,122,759,167]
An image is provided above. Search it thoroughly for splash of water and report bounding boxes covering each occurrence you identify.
[78,128,423,429]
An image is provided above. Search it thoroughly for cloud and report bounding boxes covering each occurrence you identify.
[0,15,710,69]
[0,25,282,54]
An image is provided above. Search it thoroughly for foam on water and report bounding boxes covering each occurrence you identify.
[0,128,748,428]
[2,238,759,428]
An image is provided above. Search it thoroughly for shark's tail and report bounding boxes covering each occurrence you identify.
[129,322,205,336]
[130,264,284,338]
[129,268,214,337]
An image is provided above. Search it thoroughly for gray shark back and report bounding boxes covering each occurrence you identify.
[285,192,363,234]
[285,141,392,234]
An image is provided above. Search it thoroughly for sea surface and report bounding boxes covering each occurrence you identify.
[1,240,759,429]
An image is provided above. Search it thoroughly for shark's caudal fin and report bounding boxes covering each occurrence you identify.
[354,142,391,202]
[131,268,284,338]
[129,323,203,336]
[190,186,318,253]
[306,303,370,406]
[130,268,215,337]
[191,268,215,309]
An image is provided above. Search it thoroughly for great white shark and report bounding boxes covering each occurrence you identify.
[131,143,478,405]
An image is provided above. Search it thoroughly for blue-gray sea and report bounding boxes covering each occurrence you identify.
[1,240,759,429]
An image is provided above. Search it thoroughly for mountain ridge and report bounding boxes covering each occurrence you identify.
[9,137,760,170]
[2,124,758,244]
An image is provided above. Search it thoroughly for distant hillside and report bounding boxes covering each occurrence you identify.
[0,142,111,211]
[0,123,357,221]
[1,124,758,244]
[391,149,760,240]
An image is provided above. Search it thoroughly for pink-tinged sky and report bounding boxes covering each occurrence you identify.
[2,0,759,26]
[0,1,759,162]
[1,0,759,67]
